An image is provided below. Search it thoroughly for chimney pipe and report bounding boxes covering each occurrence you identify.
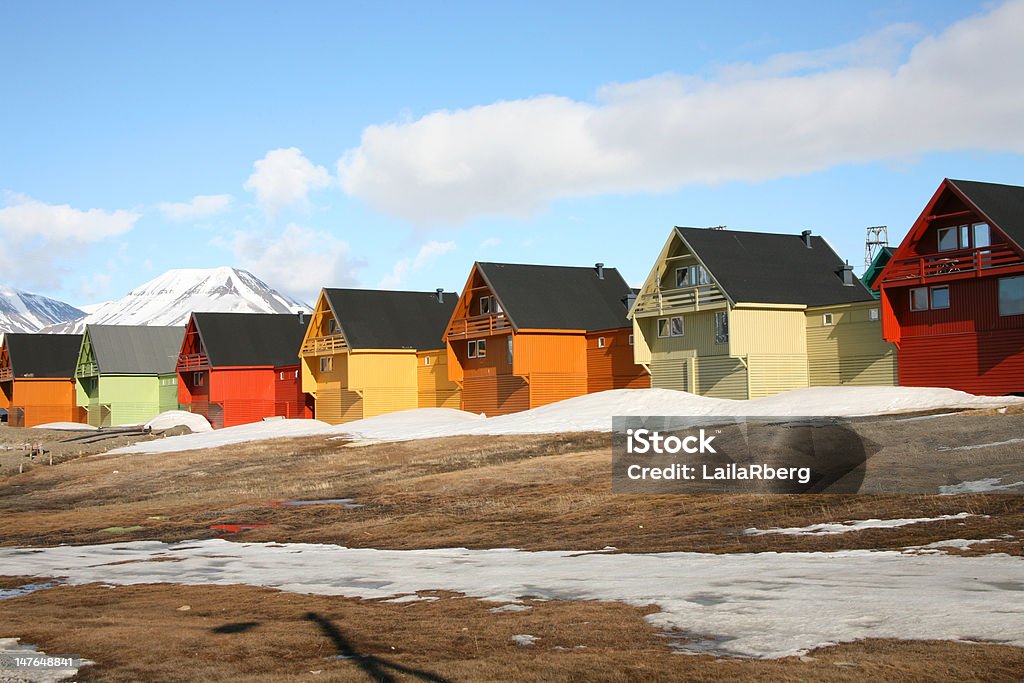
[298,310,305,325]
[435,288,444,303]
[595,262,605,279]
[801,230,813,248]
[837,263,855,286]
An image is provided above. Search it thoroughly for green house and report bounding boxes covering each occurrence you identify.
[75,325,185,427]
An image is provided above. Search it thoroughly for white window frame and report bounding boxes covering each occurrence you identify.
[319,356,334,373]
[628,334,634,346]
[477,339,487,357]
[597,336,606,348]
[468,340,478,358]
[930,285,950,310]
[822,312,834,326]
[507,336,513,363]
[868,308,880,322]
[424,356,431,366]
[714,311,729,344]
[675,265,710,288]
[910,287,929,311]
[937,226,959,252]
[479,295,500,315]
[999,276,1024,317]
[669,316,684,337]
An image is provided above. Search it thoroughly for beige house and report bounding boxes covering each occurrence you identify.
[629,227,896,399]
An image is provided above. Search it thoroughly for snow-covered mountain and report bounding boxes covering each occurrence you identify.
[42,267,310,333]
[0,286,85,333]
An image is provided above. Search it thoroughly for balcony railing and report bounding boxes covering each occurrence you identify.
[632,284,728,316]
[75,361,98,378]
[176,353,209,371]
[300,334,348,356]
[879,245,1022,285]
[0,367,12,382]
[446,313,511,339]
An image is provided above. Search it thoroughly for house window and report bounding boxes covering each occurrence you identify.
[295,370,299,379]
[657,317,684,337]
[675,265,710,288]
[938,222,991,252]
[320,356,334,373]
[479,296,500,315]
[280,372,285,380]
[999,276,1024,316]
[974,223,991,248]
[823,312,834,326]
[597,337,606,348]
[328,318,338,334]
[868,308,880,321]
[424,356,431,366]
[628,334,634,346]
[910,287,929,311]
[193,372,204,386]
[468,339,487,358]
[714,311,729,344]
[931,286,950,310]
[507,336,513,363]
[937,227,959,252]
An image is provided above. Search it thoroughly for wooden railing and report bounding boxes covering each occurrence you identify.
[176,353,209,371]
[632,284,728,316]
[0,367,12,382]
[75,361,98,378]
[300,334,347,356]
[446,313,511,339]
[880,245,1021,285]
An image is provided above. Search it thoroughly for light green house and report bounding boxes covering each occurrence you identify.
[629,227,897,399]
[75,325,185,427]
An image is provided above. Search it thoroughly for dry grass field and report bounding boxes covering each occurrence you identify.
[0,409,1022,680]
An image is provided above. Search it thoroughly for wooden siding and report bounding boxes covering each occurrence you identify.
[806,303,896,386]
[650,355,691,392]
[512,333,587,375]
[631,318,652,365]
[1,379,79,427]
[637,312,727,357]
[695,356,748,399]
[529,372,588,407]
[730,308,807,356]
[417,350,461,409]
[898,329,1024,395]
[746,355,809,398]
[461,374,529,416]
[314,386,364,424]
[586,329,649,392]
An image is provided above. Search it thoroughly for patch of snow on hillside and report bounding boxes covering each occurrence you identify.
[744,513,974,536]
[31,422,98,431]
[144,411,213,433]
[109,419,329,455]
[0,539,1021,659]
[939,478,1024,495]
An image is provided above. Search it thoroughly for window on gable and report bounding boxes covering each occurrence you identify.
[910,287,929,311]
[823,312,834,326]
[320,356,334,373]
[931,286,950,310]
[597,337,606,348]
[328,318,338,334]
[714,311,729,344]
[424,356,431,366]
[480,296,500,315]
[193,372,204,386]
[657,317,684,337]
[675,265,710,288]
[999,276,1024,316]
[937,227,959,252]
[974,223,991,249]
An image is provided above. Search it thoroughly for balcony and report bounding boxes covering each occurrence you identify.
[0,367,12,382]
[300,334,348,356]
[879,245,1022,286]
[632,284,728,316]
[446,313,512,339]
[176,353,209,371]
[75,361,98,378]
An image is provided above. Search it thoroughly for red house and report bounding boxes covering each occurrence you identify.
[177,312,311,428]
[875,179,1024,395]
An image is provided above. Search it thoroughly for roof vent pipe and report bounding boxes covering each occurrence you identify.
[435,288,445,303]
[801,230,813,248]
[298,310,305,326]
[595,263,605,279]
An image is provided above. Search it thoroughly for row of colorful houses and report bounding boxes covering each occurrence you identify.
[2,178,1022,428]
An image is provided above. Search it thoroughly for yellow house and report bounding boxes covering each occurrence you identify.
[299,288,460,424]
[629,227,896,399]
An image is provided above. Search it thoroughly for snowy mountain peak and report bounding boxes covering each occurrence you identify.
[41,267,310,333]
[0,286,85,333]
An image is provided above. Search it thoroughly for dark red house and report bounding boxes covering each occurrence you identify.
[177,312,311,428]
[875,179,1024,395]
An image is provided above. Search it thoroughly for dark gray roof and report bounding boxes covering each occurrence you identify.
[323,289,456,350]
[192,313,305,367]
[478,262,633,332]
[85,325,185,375]
[948,179,1024,249]
[675,227,875,307]
[2,333,81,378]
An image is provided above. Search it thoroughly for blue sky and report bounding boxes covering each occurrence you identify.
[1,0,1022,306]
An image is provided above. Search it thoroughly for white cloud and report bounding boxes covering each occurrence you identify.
[338,1,1024,225]
[0,193,140,290]
[228,223,362,302]
[379,240,456,289]
[479,237,501,250]
[158,194,234,220]
[244,148,331,213]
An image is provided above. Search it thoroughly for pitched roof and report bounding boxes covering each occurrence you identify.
[192,313,306,367]
[862,246,895,290]
[323,289,456,350]
[477,262,632,332]
[948,179,1024,248]
[85,325,185,375]
[675,227,875,307]
[2,333,81,378]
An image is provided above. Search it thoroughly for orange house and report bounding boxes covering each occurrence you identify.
[0,333,84,427]
[445,262,649,416]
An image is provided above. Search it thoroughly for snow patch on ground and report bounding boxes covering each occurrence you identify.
[144,411,212,433]
[0,637,88,682]
[511,634,537,647]
[902,538,1003,554]
[30,422,97,431]
[938,438,1024,452]
[745,513,974,536]
[0,540,1021,659]
[939,478,1024,495]
[109,419,330,455]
